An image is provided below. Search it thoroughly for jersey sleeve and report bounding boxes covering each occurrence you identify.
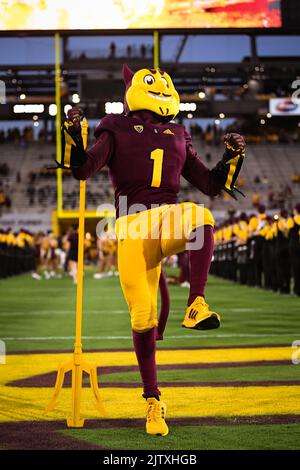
[72,117,115,180]
[181,129,222,197]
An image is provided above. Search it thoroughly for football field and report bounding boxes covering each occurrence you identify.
[1,271,300,450]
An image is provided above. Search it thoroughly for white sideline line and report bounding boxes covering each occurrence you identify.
[0,308,262,317]
[2,333,300,341]
[0,310,128,316]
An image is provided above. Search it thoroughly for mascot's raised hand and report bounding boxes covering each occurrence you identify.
[55,107,88,169]
[212,132,246,199]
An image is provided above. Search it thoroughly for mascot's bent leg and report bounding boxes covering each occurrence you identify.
[161,203,221,331]
[117,220,169,436]
[183,224,220,330]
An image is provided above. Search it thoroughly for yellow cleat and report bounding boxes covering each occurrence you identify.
[182,296,221,330]
[146,398,169,436]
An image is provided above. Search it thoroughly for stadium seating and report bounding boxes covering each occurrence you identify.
[0,139,299,214]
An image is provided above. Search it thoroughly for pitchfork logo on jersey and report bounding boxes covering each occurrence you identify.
[134,125,144,133]
[163,129,175,135]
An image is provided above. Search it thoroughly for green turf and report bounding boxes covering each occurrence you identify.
[1,271,300,352]
[82,364,300,385]
[2,270,300,450]
[62,423,300,450]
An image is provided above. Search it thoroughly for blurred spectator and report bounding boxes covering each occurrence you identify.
[252,191,262,208]
[291,174,300,184]
[275,186,285,210]
[204,125,213,145]
[205,152,211,163]
[267,186,276,209]
[27,185,35,205]
[127,44,132,58]
[109,42,116,59]
[0,188,11,214]
[0,163,9,176]
[283,184,294,211]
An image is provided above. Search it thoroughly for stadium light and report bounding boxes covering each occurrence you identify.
[33,115,39,121]
[19,93,26,100]
[33,121,39,127]
[260,119,266,125]
[105,102,124,114]
[219,113,225,119]
[13,104,44,114]
[64,104,72,115]
[72,93,80,104]
[198,91,206,99]
[267,113,272,118]
[215,119,220,125]
[49,104,57,116]
[179,103,197,112]
[187,113,193,119]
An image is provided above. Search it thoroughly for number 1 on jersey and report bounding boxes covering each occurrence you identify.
[150,148,164,188]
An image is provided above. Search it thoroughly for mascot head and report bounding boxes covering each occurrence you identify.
[123,64,180,121]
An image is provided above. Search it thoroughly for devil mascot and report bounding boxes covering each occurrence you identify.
[59,64,245,436]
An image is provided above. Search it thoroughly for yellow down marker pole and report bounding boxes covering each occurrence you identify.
[69,120,88,427]
[55,33,63,215]
[45,40,105,427]
[68,176,85,425]
[153,30,160,69]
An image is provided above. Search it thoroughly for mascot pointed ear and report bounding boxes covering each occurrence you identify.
[122,63,134,86]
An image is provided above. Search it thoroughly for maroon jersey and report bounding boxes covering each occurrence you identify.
[68,232,78,252]
[73,111,221,217]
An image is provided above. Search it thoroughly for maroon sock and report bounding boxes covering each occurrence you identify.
[188,225,214,306]
[178,251,190,284]
[156,269,170,341]
[132,328,160,398]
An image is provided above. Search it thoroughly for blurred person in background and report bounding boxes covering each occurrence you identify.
[45,231,62,278]
[252,190,262,209]
[287,204,300,296]
[65,224,79,285]
[94,232,118,279]
[274,209,291,294]
[31,232,45,280]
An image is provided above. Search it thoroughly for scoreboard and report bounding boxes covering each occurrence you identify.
[0,0,282,31]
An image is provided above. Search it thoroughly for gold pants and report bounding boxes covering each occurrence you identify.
[116,203,214,332]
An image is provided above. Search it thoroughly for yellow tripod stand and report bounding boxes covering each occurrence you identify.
[45,118,105,427]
